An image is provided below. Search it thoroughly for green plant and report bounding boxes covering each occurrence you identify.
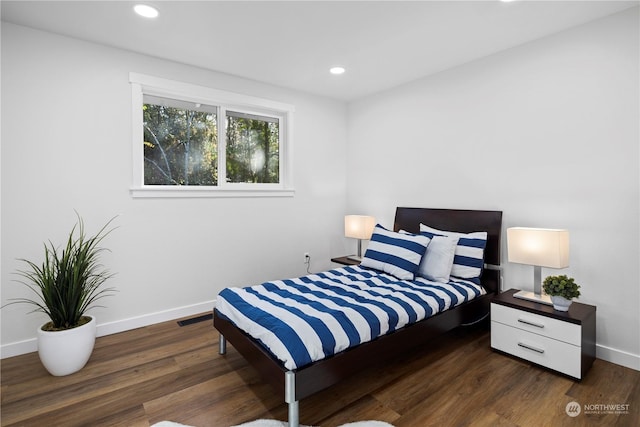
[7,213,117,331]
[542,275,581,300]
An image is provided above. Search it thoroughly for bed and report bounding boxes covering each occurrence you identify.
[214,207,502,426]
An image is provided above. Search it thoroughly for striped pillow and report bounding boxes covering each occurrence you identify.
[361,225,430,280]
[419,224,488,284]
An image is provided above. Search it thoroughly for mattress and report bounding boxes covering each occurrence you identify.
[215,266,485,370]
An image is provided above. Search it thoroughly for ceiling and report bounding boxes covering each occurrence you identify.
[2,1,638,101]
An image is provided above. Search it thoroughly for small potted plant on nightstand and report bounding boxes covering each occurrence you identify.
[543,275,581,312]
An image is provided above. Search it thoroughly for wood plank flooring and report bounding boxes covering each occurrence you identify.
[1,315,638,426]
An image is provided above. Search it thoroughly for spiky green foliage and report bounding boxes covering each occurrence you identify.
[9,214,117,330]
[542,274,581,300]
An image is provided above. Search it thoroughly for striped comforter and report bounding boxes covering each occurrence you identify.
[215,266,485,370]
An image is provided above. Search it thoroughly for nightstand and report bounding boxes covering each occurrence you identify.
[330,256,360,266]
[491,288,596,380]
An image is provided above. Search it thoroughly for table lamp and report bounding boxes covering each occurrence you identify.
[507,227,569,305]
[344,215,376,262]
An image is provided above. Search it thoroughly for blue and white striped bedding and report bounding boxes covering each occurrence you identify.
[215,266,485,370]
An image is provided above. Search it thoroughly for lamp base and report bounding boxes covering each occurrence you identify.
[346,255,363,262]
[513,290,553,306]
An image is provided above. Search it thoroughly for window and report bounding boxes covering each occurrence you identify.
[143,95,218,186]
[130,73,294,197]
[226,111,279,184]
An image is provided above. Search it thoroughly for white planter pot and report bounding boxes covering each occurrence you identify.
[37,315,96,376]
[550,295,573,312]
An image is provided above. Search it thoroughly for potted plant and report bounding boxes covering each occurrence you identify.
[542,274,581,312]
[6,213,116,376]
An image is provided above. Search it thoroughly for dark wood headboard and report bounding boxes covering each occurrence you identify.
[393,207,503,293]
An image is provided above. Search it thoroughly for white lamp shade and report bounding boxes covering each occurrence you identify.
[507,227,569,268]
[344,215,376,240]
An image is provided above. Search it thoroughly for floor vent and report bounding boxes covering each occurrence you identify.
[177,313,213,327]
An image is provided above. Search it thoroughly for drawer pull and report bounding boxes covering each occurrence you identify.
[518,318,544,328]
[518,342,545,354]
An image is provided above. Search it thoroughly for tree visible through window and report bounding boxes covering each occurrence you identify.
[226,111,279,184]
[143,96,218,186]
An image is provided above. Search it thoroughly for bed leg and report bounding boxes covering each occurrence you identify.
[288,400,299,427]
[285,371,299,427]
[218,334,226,355]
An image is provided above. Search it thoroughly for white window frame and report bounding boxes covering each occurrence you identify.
[130,72,294,198]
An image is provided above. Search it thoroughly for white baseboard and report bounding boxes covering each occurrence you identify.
[596,343,640,371]
[96,300,216,337]
[1,338,38,360]
[3,301,638,374]
[0,300,216,359]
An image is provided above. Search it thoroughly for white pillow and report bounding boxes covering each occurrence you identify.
[361,225,430,280]
[417,235,459,283]
[419,223,488,284]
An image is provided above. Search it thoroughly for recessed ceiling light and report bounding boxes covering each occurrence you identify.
[330,66,346,75]
[134,4,159,19]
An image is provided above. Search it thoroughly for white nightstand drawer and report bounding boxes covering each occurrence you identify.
[491,321,582,379]
[491,303,581,346]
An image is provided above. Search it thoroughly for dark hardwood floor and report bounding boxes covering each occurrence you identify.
[1,314,638,426]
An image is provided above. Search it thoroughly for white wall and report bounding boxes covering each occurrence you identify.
[1,23,348,355]
[347,8,639,370]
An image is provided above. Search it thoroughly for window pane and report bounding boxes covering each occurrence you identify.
[226,111,279,184]
[143,97,218,186]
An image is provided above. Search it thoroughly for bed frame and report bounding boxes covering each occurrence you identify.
[214,207,503,426]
